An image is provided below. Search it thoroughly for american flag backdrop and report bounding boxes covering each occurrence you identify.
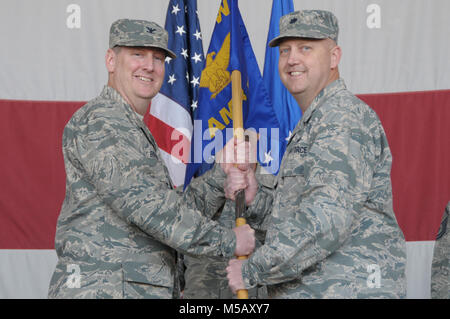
[0,0,449,299]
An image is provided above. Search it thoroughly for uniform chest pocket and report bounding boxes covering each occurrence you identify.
[122,261,174,299]
[281,141,309,176]
[278,159,307,207]
[281,147,307,178]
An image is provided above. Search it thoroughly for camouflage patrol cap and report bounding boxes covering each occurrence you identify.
[109,19,176,59]
[269,10,339,47]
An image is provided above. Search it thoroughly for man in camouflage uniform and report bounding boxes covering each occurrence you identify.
[47,19,256,299]
[431,202,449,299]
[225,10,406,298]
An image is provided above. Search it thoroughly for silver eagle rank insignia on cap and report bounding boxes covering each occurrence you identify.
[109,18,176,59]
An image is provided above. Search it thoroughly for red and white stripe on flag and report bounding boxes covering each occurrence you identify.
[144,93,192,188]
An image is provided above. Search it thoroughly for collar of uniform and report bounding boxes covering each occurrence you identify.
[292,78,346,135]
[101,85,145,126]
[101,85,128,106]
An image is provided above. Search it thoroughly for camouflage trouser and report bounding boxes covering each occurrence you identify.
[182,255,267,299]
[182,200,267,299]
[431,202,449,299]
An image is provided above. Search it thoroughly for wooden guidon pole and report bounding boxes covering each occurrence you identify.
[231,70,248,299]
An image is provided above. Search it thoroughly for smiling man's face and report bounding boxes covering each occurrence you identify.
[106,46,165,114]
[278,38,341,110]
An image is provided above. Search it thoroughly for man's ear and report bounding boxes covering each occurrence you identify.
[105,48,116,73]
[330,45,342,69]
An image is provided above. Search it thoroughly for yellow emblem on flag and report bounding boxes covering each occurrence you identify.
[200,33,231,99]
[216,0,230,23]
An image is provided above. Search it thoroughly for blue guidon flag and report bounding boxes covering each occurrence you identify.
[184,0,287,187]
[263,0,301,150]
